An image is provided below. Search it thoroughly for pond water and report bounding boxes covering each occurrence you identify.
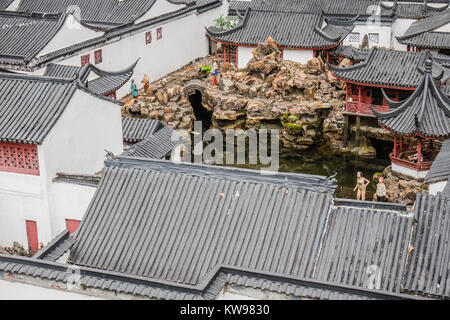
[224,145,391,200]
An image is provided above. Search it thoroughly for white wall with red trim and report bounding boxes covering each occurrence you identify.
[0,89,123,250]
[49,181,97,236]
[36,4,227,99]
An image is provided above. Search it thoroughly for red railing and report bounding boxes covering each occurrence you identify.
[390,153,433,172]
[346,102,389,116]
[0,142,40,175]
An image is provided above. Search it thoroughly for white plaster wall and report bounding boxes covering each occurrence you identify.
[0,280,103,300]
[0,172,47,248]
[391,19,415,50]
[135,0,185,24]
[237,46,254,69]
[0,143,55,249]
[283,50,314,64]
[38,14,102,57]
[49,182,97,236]
[31,4,226,99]
[40,89,123,178]
[40,89,123,238]
[5,0,21,11]
[392,163,428,179]
[429,181,448,196]
[435,23,450,33]
[342,24,392,49]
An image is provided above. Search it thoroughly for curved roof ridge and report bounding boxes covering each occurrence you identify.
[371,57,450,137]
[206,7,250,37]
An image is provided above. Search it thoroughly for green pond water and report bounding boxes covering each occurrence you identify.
[225,145,392,200]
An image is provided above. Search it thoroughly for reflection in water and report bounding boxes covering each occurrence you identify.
[225,146,391,200]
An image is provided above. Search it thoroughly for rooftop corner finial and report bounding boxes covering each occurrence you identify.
[425,58,433,74]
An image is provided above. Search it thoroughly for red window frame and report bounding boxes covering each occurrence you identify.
[94,49,102,65]
[156,27,162,40]
[26,220,38,254]
[145,31,152,44]
[66,219,81,235]
[0,142,40,175]
[81,54,90,67]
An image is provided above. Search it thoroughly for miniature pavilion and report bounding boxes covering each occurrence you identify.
[371,57,450,179]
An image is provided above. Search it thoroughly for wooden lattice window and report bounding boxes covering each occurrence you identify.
[145,31,152,44]
[156,27,162,40]
[81,54,90,67]
[94,49,102,64]
[0,142,40,175]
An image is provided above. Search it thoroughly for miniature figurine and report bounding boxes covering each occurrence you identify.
[354,171,370,201]
[131,79,139,98]
[375,177,387,202]
[141,74,150,93]
[211,61,219,87]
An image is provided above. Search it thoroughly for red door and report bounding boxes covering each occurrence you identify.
[362,88,372,104]
[25,220,38,254]
[66,219,81,235]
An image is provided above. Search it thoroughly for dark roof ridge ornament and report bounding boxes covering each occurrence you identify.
[371,52,450,138]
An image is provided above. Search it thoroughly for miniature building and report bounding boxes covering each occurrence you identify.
[43,60,139,99]
[207,1,355,68]
[371,58,450,179]
[0,72,123,252]
[1,158,449,299]
[425,139,450,194]
[397,7,450,54]
[121,117,185,159]
[0,1,227,97]
[329,48,450,117]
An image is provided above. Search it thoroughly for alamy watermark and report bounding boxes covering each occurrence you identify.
[171,121,280,174]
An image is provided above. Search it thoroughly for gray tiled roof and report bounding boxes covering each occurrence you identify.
[45,60,137,96]
[372,59,450,138]
[228,0,250,16]
[121,117,164,143]
[207,9,354,48]
[34,230,76,262]
[312,205,412,293]
[335,45,370,62]
[329,48,449,88]
[17,0,157,30]
[0,254,421,300]
[0,12,65,64]
[399,32,450,50]
[122,126,185,159]
[0,73,77,144]
[0,0,222,71]
[425,139,450,183]
[43,64,81,79]
[0,0,13,10]
[70,157,336,286]
[403,192,450,299]
[397,7,450,49]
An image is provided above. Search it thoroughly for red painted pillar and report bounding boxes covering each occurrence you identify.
[214,41,217,58]
[394,135,398,158]
[358,86,362,113]
[400,136,403,153]
[345,84,349,112]
[407,45,410,52]
[25,220,38,254]
[417,138,422,168]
